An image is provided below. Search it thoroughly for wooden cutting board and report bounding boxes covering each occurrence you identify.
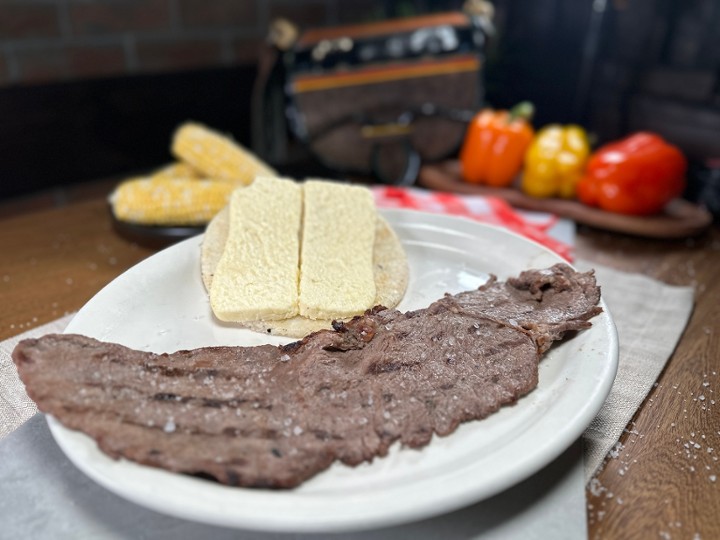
[418,160,713,239]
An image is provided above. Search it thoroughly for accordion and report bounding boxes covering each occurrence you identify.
[254,10,492,185]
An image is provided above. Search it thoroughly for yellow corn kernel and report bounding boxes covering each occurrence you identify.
[111,177,236,225]
[171,122,277,185]
[151,161,203,180]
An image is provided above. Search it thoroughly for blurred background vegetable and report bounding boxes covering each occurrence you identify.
[459,101,534,187]
[110,177,235,225]
[521,124,590,198]
[576,132,687,215]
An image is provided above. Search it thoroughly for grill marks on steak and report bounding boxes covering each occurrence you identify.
[13,263,601,489]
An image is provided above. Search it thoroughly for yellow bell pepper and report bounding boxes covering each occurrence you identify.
[521,124,590,198]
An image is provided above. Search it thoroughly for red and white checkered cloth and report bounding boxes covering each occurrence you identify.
[372,186,573,261]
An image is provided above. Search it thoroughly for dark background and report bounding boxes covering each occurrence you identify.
[1,0,718,201]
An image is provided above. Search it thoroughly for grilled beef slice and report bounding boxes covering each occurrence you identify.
[13,263,601,488]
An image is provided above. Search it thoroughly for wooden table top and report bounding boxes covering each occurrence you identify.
[1,196,719,539]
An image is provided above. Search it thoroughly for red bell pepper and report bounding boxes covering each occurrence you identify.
[577,132,687,215]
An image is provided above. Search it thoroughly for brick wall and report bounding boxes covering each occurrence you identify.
[0,0,461,200]
[0,0,414,87]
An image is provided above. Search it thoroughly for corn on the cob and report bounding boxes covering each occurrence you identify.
[151,161,202,180]
[171,122,277,185]
[111,177,236,225]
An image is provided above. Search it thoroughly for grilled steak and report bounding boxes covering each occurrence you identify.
[13,263,601,489]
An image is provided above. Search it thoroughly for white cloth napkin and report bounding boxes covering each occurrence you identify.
[0,314,73,439]
[576,262,694,481]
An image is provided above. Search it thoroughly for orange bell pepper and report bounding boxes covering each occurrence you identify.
[577,132,687,215]
[459,102,535,187]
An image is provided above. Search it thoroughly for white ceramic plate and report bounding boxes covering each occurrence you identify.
[53,209,618,533]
